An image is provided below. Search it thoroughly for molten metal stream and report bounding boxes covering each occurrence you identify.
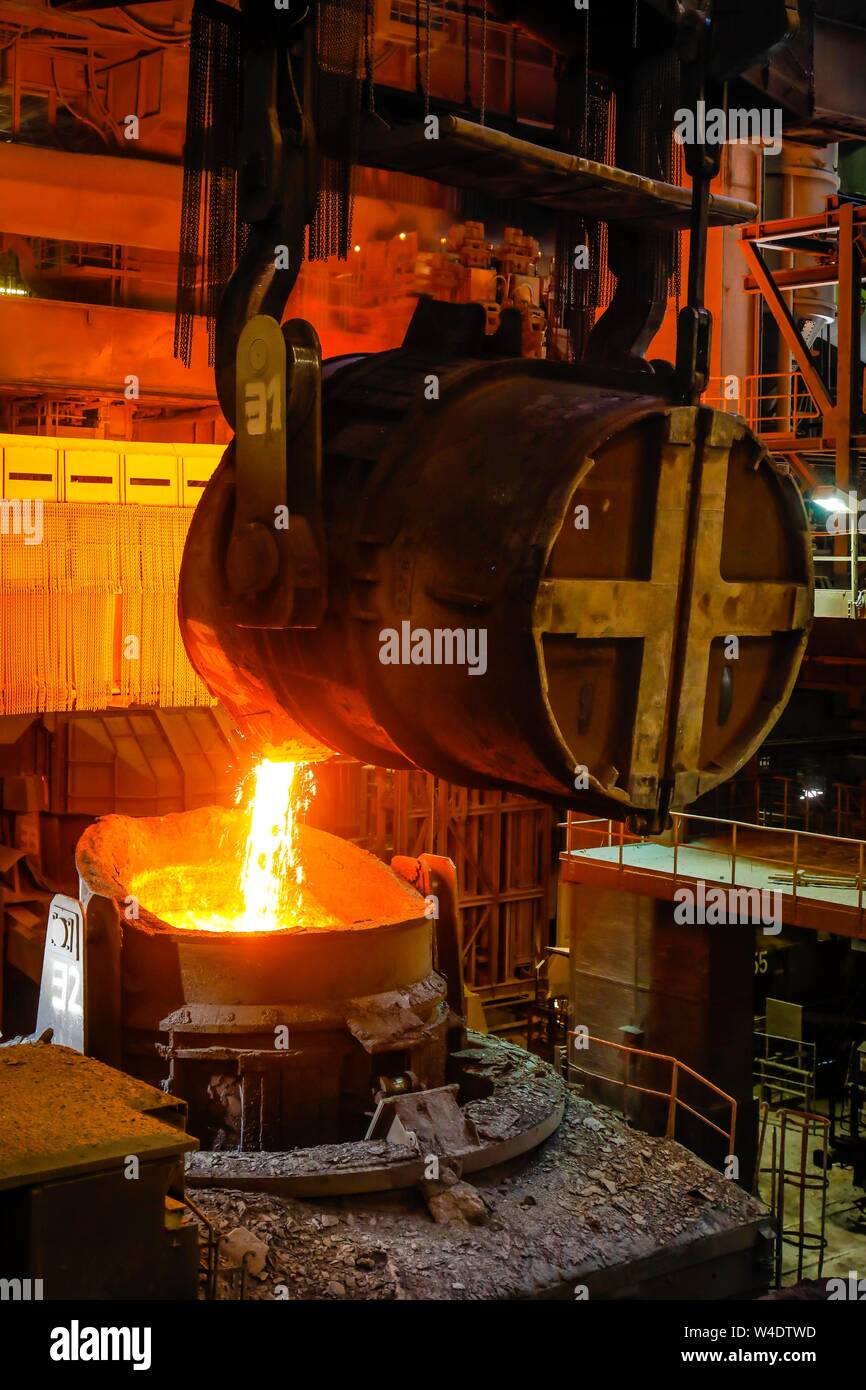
[240,759,305,930]
[128,759,323,933]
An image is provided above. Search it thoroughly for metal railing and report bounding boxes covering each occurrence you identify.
[743,370,823,438]
[753,1028,816,1111]
[773,1108,830,1287]
[704,376,742,416]
[700,775,866,840]
[567,1031,737,1160]
[182,1193,219,1302]
[562,810,866,933]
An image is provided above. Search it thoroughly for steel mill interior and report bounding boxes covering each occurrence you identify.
[2,0,866,1334]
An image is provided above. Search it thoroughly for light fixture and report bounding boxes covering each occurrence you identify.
[811,485,852,514]
[353,244,361,253]
[398,231,407,241]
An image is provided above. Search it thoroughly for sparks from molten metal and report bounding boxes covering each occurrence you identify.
[239,758,307,930]
[125,758,319,933]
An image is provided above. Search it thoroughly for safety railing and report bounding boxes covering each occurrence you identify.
[704,376,742,415]
[562,810,866,934]
[701,775,866,840]
[753,1027,816,1112]
[182,1193,219,1302]
[772,1109,830,1287]
[704,370,835,436]
[567,1031,737,1159]
[743,371,823,438]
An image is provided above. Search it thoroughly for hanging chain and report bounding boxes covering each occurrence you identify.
[364,0,376,114]
[633,0,639,48]
[463,0,471,109]
[480,0,488,127]
[425,0,432,118]
[581,6,589,150]
[415,0,422,95]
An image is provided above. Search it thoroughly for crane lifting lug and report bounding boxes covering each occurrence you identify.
[228,313,326,630]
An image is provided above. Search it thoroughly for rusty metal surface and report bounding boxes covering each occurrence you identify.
[359,116,756,231]
[0,1042,195,1190]
[181,338,813,822]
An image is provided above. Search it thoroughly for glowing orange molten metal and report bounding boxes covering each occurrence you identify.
[127,758,324,933]
[240,759,306,931]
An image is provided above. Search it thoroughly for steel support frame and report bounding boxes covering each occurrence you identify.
[366,767,552,999]
[740,201,864,600]
[740,202,865,489]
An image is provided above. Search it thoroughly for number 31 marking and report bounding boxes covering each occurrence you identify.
[244,377,282,436]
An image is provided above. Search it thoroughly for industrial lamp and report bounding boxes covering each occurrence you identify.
[810,485,853,513]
